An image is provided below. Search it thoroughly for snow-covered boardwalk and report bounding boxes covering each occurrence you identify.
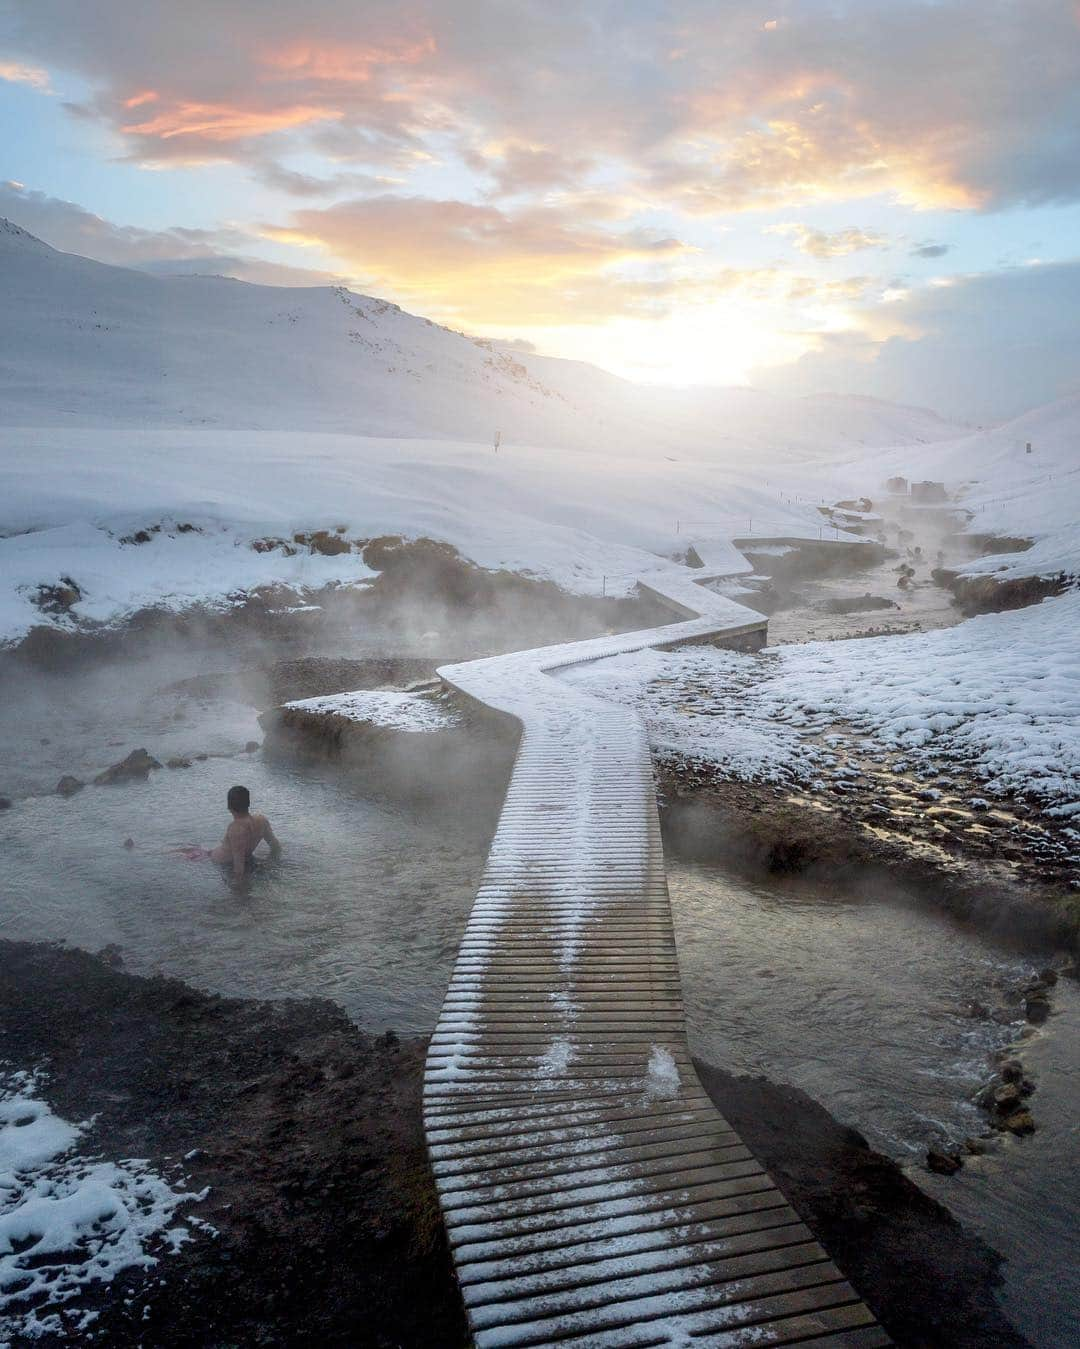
[425,568,887,1348]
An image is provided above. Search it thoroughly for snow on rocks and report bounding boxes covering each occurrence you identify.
[283,689,460,733]
[0,1070,202,1341]
[564,590,1080,814]
[0,423,862,648]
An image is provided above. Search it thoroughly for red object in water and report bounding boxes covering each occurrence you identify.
[168,845,211,861]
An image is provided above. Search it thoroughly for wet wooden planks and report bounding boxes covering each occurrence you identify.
[424,568,887,1347]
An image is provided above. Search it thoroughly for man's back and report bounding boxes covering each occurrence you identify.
[227,811,274,859]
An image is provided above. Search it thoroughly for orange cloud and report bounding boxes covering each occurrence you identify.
[122,100,341,143]
[123,89,158,109]
[0,59,49,90]
[260,35,435,83]
[261,195,689,324]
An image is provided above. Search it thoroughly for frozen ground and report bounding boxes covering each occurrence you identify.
[560,589,1080,815]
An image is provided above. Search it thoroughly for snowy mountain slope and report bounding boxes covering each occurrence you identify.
[0,218,994,647]
[0,219,963,458]
[857,395,1080,579]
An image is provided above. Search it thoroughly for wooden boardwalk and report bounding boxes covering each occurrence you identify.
[427,568,887,1348]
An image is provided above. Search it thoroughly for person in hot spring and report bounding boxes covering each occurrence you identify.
[208,784,282,884]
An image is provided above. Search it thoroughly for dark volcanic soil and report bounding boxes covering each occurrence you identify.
[1,942,1030,1347]
[0,941,468,1348]
[694,1062,1030,1349]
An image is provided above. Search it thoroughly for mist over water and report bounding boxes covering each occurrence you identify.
[0,624,495,1032]
[1,754,486,1032]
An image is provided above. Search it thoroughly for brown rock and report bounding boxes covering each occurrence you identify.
[927,1147,962,1175]
[993,1083,1022,1111]
[999,1058,1024,1083]
[309,530,351,556]
[1002,1110,1035,1135]
[94,748,163,785]
[55,775,85,797]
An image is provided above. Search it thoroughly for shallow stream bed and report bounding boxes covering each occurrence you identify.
[668,858,1079,1348]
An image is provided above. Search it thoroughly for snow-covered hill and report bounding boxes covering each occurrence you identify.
[0,218,961,457]
[0,218,1034,648]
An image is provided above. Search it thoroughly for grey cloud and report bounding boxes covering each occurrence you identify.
[255,164,390,198]
[754,260,1080,421]
[0,182,339,285]
[4,2,1079,210]
[911,243,952,259]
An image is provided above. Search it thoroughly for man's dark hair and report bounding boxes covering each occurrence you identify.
[227,785,251,814]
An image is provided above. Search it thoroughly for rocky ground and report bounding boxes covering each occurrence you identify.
[1,943,1030,1348]
[658,760,1080,954]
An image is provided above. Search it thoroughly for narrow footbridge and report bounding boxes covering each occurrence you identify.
[426,566,887,1348]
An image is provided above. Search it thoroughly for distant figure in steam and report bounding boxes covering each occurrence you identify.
[210,784,282,884]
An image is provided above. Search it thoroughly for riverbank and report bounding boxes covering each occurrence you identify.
[0,941,1029,1347]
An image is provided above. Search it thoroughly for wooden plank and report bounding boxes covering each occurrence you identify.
[420,569,884,1347]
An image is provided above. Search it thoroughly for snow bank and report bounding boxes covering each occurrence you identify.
[562,591,1080,811]
[0,1071,201,1341]
[285,689,460,732]
[0,425,863,646]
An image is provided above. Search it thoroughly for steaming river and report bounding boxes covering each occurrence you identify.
[0,645,1076,1344]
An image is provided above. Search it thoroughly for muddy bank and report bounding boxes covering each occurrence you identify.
[4,537,667,673]
[693,1061,1029,1349]
[659,772,1080,955]
[1,941,1030,1347]
[0,940,467,1348]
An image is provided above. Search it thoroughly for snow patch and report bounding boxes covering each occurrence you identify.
[536,1038,574,1078]
[0,1071,202,1342]
[285,689,459,732]
[644,1047,681,1102]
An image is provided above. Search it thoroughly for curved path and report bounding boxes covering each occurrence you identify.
[426,565,887,1348]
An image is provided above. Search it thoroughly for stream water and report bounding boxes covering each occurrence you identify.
[0,642,489,1032]
[668,860,1079,1348]
[1,638,1076,1344]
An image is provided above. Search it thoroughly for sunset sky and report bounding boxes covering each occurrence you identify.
[3,0,1080,418]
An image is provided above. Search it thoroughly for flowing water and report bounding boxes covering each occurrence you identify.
[668,859,1079,1348]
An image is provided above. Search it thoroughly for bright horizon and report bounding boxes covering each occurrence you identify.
[3,1,1080,417]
